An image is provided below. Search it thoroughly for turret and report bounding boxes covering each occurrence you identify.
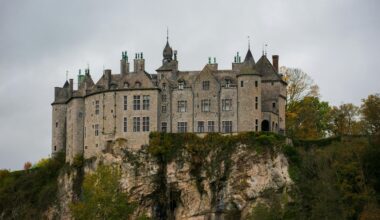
[237,48,262,132]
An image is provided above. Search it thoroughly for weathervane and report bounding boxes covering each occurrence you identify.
[248,36,251,49]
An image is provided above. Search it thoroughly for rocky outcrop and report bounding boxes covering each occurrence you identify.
[55,135,292,220]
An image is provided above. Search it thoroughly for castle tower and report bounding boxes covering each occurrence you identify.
[237,48,262,132]
[66,95,85,163]
[51,81,70,156]
[157,37,178,79]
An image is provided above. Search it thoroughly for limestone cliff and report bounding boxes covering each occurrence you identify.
[55,133,292,220]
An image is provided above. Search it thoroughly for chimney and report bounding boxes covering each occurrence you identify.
[272,55,279,72]
[133,53,145,72]
[121,59,129,75]
[104,69,111,89]
[69,79,74,94]
[120,51,129,75]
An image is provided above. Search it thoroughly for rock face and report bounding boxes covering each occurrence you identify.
[56,138,292,220]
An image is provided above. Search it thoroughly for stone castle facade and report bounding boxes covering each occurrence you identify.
[51,39,287,162]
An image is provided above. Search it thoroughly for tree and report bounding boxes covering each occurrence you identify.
[361,94,380,135]
[70,165,136,220]
[281,67,319,109]
[330,103,360,136]
[286,96,331,139]
[23,161,32,170]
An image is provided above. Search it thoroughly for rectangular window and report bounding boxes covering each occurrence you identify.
[255,119,258,131]
[95,100,100,115]
[123,117,127,132]
[123,96,128,110]
[177,122,187,133]
[208,121,215,132]
[55,122,58,127]
[272,102,276,109]
[162,105,167,113]
[255,97,258,110]
[202,81,210,90]
[197,121,205,133]
[201,99,211,112]
[177,100,187,112]
[255,81,258,87]
[162,83,166,90]
[222,121,232,133]
[143,117,150,132]
[143,95,150,110]
[225,79,231,88]
[240,80,244,87]
[161,122,167,132]
[178,82,184,90]
[95,124,99,136]
[133,117,140,132]
[222,99,232,111]
[162,94,167,102]
[133,95,140,110]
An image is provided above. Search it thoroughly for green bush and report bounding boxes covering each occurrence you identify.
[0,152,65,219]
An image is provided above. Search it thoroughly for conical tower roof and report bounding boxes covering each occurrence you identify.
[163,41,173,61]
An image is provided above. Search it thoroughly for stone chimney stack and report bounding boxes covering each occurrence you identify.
[133,52,145,72]
[104,69,111,89]
[69,79,74,94]
[120,51,129,75]
[272,55,279,73]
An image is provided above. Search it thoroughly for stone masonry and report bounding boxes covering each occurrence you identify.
[51,39,287,163]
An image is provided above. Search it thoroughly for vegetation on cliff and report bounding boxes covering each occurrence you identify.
[0,152,65,219]
[69,165,137,220]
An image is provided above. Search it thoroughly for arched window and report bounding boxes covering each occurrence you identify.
[135,82,141,88]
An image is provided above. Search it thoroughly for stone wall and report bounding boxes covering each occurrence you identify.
[52,103,67,155]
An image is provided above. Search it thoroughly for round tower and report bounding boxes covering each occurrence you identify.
[52,103,67,156]
[237,48,262,132]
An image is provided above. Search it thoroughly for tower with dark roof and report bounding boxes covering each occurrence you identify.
[51,37,287,163]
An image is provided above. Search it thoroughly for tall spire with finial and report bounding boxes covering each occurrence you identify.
[163,27,173,63]
[243,36,255,64]
[248,36,251,50]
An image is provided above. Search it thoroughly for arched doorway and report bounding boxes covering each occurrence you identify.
[261,120,270,131]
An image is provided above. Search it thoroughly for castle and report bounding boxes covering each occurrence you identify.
[51,39,287,163]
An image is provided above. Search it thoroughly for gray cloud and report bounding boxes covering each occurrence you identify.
[0,0,379,170]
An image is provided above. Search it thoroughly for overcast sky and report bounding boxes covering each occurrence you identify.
[0,0,379,170]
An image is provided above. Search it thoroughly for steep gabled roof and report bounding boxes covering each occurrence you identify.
[255,55,282,81]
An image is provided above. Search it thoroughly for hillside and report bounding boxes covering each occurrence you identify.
[1,133,379,219]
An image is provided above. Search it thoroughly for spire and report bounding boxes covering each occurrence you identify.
[244,48,255,64]
[162,29,173,63]
[248,36,251,50]
[243,36,255,64]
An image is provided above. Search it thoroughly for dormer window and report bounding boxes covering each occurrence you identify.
[225,79,232,88]
[178,81,184,90]
[135,82,141,88]
[123,82,129,88]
